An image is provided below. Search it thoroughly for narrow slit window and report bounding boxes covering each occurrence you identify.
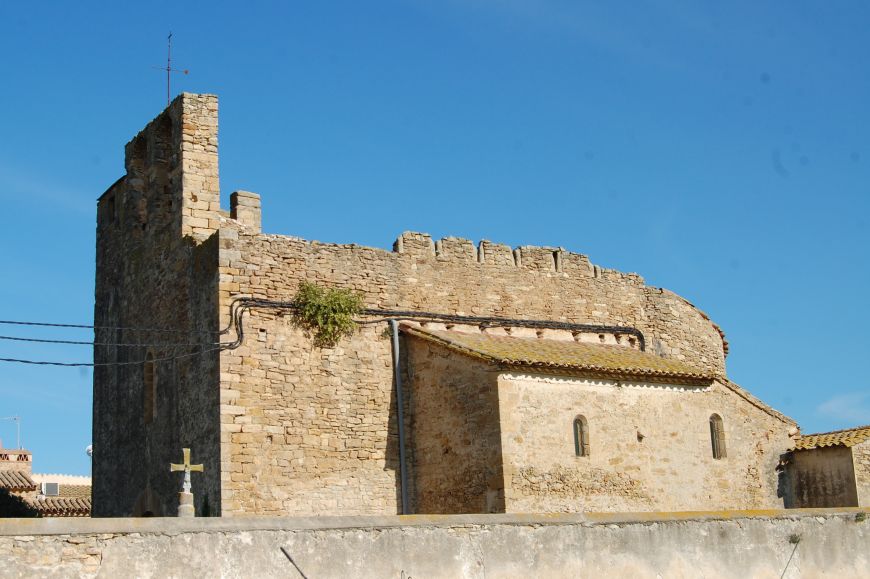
[144,351,157,424]
[710,413,726,459]
[574,416,590,457]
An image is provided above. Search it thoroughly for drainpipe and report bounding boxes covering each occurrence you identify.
[389,319,410,514]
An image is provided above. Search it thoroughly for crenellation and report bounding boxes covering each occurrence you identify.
[560,250,594,277]
[515,245,560,272]
[478,240,514,266]
[435,237,476,261]
[393,231,434,256]
[229,190,261,232]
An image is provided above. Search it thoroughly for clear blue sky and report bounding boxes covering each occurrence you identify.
[0,1,868,475]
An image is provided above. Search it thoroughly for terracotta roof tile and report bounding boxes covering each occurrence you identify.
[795,425,870,450]
[0,470,37,492]
[59,484,91,499]
[402,325,714,386]
[27,497,91,517]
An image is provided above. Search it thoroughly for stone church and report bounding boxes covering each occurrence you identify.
[92,93,868,517]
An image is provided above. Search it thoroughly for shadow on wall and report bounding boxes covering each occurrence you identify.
[0,490,38,518]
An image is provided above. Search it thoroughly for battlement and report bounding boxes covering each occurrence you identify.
[97,93,220,242]
[390,231,642,282]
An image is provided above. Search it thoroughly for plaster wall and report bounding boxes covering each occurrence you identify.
[498,374,794,512]
[0,510,868,578]
[786,446,859,508]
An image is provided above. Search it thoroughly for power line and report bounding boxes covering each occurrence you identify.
[0,334,221,347]
[0,319,219,335]
[0,298,646,367]
[0,344,227,367]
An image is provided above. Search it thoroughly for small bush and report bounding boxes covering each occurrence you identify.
[856,512,866,523]
[788,533,801,545]
[292,282,363,348]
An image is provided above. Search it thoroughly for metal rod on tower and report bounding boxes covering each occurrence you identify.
[0,416,20,448]
[167,32,172,106]
[153,33,189,107]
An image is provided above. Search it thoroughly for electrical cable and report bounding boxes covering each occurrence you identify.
[220,296,646,351]
[0,335,221,347]
[0,297,646,366]
[0,344,227,367]
[0,319,219,335]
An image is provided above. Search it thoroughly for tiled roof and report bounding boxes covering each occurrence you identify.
[402,325,714,386]
[0,470,37,492]
[59,484,91,499]
[27,497,91,517]
[795,425,870,450]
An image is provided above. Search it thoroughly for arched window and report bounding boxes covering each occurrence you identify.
[144,351,157,424]
[573,415,590,457]
[709,413,726,459]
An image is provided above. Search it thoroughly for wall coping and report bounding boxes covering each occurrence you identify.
[1,507,866,537]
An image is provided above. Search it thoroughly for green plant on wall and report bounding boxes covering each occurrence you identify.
[292,281,363,348]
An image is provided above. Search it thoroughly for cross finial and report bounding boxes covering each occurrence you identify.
[170,447,203,494]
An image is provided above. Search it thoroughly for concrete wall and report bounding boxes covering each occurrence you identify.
[93,94,222,517]
[785,446,859,508]
[498,374,795,512]
[0,510,868,578]
[406,338,504,514]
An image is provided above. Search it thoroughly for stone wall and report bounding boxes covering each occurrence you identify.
[855,440,870,506]
[217,226,733,515]
[785,446,859,508]
[93,94,222,517]
[0,510,868,578]
[498,375,794,512]
[406,339,504,514]
[96,93,775,519]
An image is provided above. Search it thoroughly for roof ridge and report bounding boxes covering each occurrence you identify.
[722,380,797,426]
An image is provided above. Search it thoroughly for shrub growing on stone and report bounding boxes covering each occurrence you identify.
[292,281,363,348]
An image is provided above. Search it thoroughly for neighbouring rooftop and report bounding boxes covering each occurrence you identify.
[0,470,36,493]
[794,425,870,450]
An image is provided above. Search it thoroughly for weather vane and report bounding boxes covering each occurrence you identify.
[153,32,189,107]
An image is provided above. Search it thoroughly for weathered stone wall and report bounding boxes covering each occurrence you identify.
[498,375,794,512]
[93,94,222,517]
[406,338,504,514]
[785,446,859,508]
[217,226,732,515]
[97,93,778,519]
[855,440,870,507]
[1,510,868,578]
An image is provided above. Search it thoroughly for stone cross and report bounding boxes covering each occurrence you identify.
[170,448,203,517]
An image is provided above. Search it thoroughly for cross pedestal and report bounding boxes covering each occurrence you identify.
[170,448,203,518]
[177,491,195,518]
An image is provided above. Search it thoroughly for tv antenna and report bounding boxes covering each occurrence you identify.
[0,416,21,449]
[153,32,189,107]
